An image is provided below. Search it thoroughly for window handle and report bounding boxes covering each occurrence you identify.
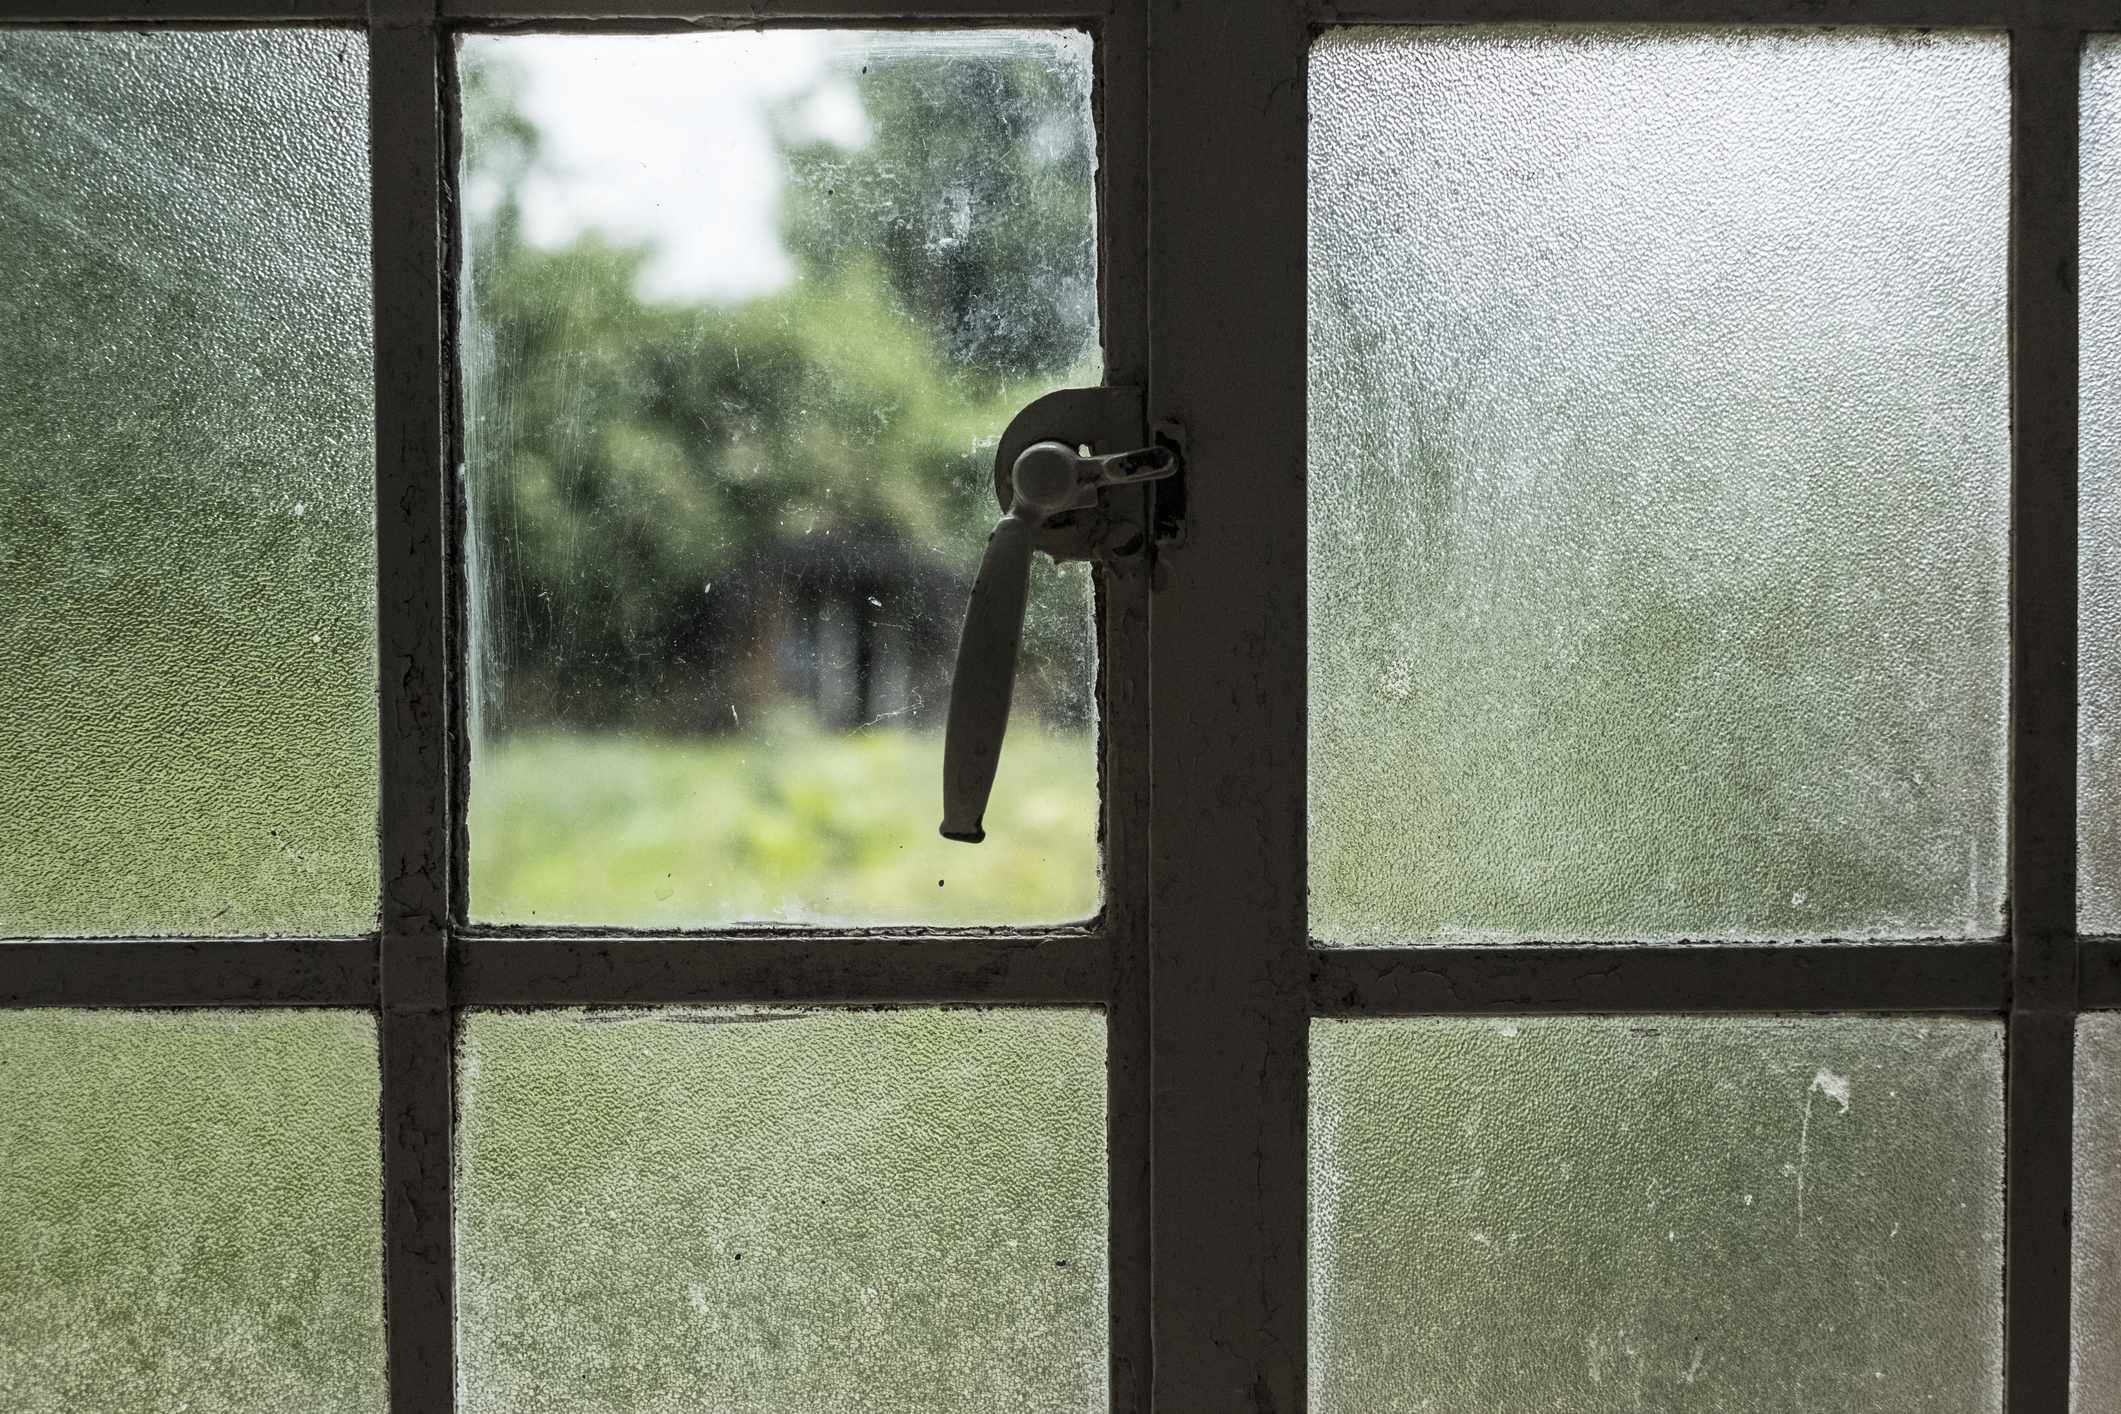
[941,436,1177,844]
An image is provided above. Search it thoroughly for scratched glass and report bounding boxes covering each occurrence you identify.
[455,1007,1107,1414]
[0,29,377,936]
[1311,1015,2005,1412]
[1308,28,2009,944]
[459,32,1100,927]
[2077,1012,2121,1412]
[1,1009,386,1414]
[2083,36,2121,932]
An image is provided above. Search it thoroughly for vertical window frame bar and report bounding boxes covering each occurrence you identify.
[2010,22,2082,1414]
[370,3,456,1412]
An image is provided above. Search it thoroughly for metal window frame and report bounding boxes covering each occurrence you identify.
[0,0,2096,1410]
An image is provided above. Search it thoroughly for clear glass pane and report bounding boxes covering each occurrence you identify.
[2078,1013,2121,1412]
[0,30,378,936]
[460,32,1100,927]
[456,1006,1107,1412]
[1308,28,2009,945]
[1311,1015,2004,1412]
[2084,38,2121,933]
[0,1009,386,1412]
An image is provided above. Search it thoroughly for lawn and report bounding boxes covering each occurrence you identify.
[468,716,1100,927]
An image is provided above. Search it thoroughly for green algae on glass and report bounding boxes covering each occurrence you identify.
[1308,28,2008,944]
[0,1009,386,1414]
[1311,1015,2004,1413]
[456,1006,1107,1414]
[0,29,378,936]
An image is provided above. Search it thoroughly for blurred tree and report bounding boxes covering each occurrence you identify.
[460,41,1100,733]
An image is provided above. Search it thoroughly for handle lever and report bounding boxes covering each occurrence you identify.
[940,440,1177,843]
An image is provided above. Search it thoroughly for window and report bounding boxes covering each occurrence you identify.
[0,2,2099,1412]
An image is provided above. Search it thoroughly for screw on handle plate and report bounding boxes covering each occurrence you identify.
[940,438,1178,844]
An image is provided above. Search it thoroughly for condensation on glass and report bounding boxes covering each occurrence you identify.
[0,1009,386,1413]
[2083,37,2121,933]
[0,30,378,936]
[459,32,1101,927]
[1311,1015,2004,1412]
[455,1006,1107,1413]
[2077,1013,2121,1412]
[1307,28,2009,945]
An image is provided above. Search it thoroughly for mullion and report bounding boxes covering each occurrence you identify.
[371,5,455,1413]
[2008,23,2083,1414]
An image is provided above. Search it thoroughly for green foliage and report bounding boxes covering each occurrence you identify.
[779,43,1098,381]
[461,41,1100,728]
[469,719,1098,925]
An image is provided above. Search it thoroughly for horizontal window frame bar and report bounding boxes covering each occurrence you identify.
[13,0,2101,22]
[2078,937,2121,1004]
[452,930,1112,1004]
[1311,940,2017,1013]
[0,938,380,1007]
[0,1,1109,24]
[1317,0,2053,27]
[0,931,1111,1006]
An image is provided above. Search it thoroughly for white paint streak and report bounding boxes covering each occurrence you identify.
[1810,1068,1853,1114]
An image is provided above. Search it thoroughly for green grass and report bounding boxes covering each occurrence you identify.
[469,716,1099,927]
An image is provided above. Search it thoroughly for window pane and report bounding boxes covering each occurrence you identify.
[0,1009,386,1412]
[0,30,378,937]
[456,1006,1107,1412]
[1308,28,2008,945]
[1311,1015,2004,1411]
[2084,37,2121,932]
[460,32,1100,927]
[2078,1013,2121,1412]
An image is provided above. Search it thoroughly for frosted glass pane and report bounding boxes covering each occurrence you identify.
[0,1009,385,1413]
[456,1006,1107,1413]
[2077,1013,2121,1412]
[2084,39,2121,932]
[1308,28,2008,945]
[460,32,1100,927]
[1312,1015,2004,1412]
[0,31,378,936]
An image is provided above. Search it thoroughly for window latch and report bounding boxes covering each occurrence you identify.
[941,387,1178,844]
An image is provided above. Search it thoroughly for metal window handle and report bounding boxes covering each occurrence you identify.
[940,438,1177,843]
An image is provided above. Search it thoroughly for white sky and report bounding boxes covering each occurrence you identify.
[462,33,869,304]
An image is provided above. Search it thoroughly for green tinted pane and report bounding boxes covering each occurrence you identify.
[1308,28,2008,944]
[460,32,1100,927]
[457,1007,1106,1413]
[2083,37,2121,933]
[0,30,378,936]
[0,1009,385,1413]
[2077,1013,2121,1412]
[1311,1016,2003,1411]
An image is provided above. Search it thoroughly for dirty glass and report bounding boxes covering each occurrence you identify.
[0,30,378,936]
[455,1006,1106,1413]
[0,1009,386,1413]
[1307,28,2009,945]
[2078,1013,2121,1412]
[459,32,1100,927]
[2084,36,2121,933]
[1310,1015,2004,1412]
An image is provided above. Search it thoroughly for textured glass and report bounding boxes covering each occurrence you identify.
[0,31,378,936]
[2078,1013,2121,1412]
[456,1007,1106,1413]
[1311,1015,2004,1412]
[1,1009,386,1412]
[461,32,1100,926]
[1308,28,2009,945]
[2084,39,2121,932]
